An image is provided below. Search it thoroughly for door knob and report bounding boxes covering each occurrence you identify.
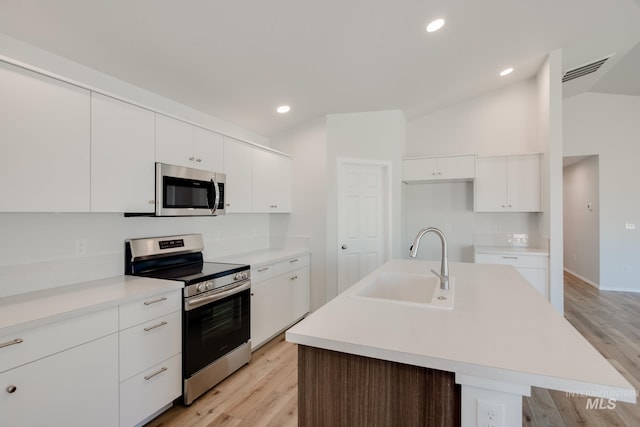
[6,385,16,394]
[341,245,348,250]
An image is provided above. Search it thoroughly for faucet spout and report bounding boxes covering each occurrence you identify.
[408,227,449,290]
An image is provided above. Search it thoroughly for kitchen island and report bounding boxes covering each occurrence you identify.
[286,259,636,427]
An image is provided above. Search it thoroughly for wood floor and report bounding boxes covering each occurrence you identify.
[148,272,640,427]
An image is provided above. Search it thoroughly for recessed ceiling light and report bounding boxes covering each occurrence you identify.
[426,18,445,33]
[499,67,514,77]
[276,105,290,114]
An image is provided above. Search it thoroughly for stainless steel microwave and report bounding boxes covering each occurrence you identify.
[155,162,226,216]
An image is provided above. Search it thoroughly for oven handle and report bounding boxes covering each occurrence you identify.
[185,280,250,311]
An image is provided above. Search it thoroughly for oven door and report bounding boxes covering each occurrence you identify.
[155,162,225,216]
[183,283,250,378]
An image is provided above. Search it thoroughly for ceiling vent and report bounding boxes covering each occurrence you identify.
[562,55,612,83]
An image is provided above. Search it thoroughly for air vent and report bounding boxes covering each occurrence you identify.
[562,56,612,83]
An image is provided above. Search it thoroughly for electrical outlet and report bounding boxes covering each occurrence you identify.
[75,238,88,256]
[477,399,505,427]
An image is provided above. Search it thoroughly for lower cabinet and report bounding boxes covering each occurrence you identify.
[251,255,310,350]
[474,251,549,299]
[0,331,119,427]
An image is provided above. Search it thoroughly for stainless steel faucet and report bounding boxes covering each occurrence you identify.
[409,227,449,290]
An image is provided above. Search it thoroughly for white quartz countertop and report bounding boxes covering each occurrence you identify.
[0,276,183,337]
[210,247,310,269]
[286,259,635,402]
[474,245,549,256]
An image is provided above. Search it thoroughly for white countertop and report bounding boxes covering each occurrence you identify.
[474,245,549,256]
[0,276,183,337]
[211,247,310,268]
[286,259,635,402]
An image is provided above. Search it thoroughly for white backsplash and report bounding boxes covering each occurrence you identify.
[473,232,548,249]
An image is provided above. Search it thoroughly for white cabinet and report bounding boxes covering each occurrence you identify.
[251,148,292,213]
[0,308,119,427]
[91,93,156,212]
[474,154,541,212]
[474,251,548,298]
[156,114,224,172]
[118,290,182,427]
[403,155,475,183]
[223,136,253,213]
[0,60,90,212]
[250,255,310,350]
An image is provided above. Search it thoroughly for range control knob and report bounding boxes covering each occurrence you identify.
[205,281,214,291]
[235,272,248,281]
[196,283,207,293]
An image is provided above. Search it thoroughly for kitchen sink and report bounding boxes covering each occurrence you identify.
[352,271,454,309]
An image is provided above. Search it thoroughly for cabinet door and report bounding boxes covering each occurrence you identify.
[194,126,224,172]
[250,278,275,350]
[437,155,475,180]
[402,158,438,182]
[223,137,252,212]
[252,148,292,212]
[507,154,541,212]
[156,114,194,168]
[0,61,90,212]
[291,267,310,320]
[0,334,118,427]
[517,267,547,298]
[91,93,155,212]
[474,156,507,212]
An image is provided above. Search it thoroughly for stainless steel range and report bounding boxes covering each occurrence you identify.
[125,234,251,405]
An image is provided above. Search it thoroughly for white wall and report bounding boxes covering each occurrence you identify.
[270,117,328,310]
[405,79,542,263]
[326,110,405,300]
[0,34,274,299]
[564,92,640,292]
[563,157,600,286]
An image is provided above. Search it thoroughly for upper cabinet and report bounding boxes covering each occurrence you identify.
[474,154,541,212]
[223,137,253,213]
[402,155,475,183]
[156,114,223,172]
[0,61,91,212]
[252,148,292,213]
[91,93,155,213]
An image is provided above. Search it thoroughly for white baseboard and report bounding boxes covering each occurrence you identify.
[598,286,640,293]
[564,268,599,289]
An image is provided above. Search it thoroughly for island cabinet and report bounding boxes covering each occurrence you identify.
[0,308,119,427]
[250,255,310,349]
[474,154,541,212]
[91,92,156,213]
[156,113,224,172]
[402,155,475,183]
[0,60,90,212]
[298,346,460,427]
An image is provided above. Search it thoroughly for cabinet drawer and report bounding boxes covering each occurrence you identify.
[474,253,546,269]
[119,290,181,330]
[274,255,310,276]
[0,307,118,373]
[251,264,275,284]
[119,311,181,382]
[120,353,182,427]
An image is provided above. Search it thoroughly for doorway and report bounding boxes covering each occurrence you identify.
[336,160,390,295]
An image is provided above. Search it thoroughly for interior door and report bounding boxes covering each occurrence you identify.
[337,163,386,294]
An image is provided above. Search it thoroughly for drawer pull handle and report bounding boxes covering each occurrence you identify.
[257,267,269,272]
[6,385,17,394]
[144,367,168,381]
[502,256,518,259]
[0,338,23,349]
[289,259,299,263]
[290,275,299,281]
[144,296,167,306]
[144,321,168,332]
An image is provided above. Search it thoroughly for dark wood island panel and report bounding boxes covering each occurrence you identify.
[298,345,461,427]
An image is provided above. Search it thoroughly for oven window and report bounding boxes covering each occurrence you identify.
[183,288,250,377]
[163,176,213,209]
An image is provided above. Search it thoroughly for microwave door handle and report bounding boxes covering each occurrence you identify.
[210,178,220,214]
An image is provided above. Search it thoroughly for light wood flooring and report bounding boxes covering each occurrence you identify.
[148,272,640,427]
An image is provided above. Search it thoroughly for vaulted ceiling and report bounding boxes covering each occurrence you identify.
[1,0,639,137]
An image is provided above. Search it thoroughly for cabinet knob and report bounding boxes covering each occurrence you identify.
[196,158,202,162]
[149,200,155,204]
[438,172,442,175]
[226,203,230,207]
[6,385,16,394]
[189,157,195,161]
[341,245,348,250]
[432,172,436,176]
[508,204,512,208]
[501,205,506,208]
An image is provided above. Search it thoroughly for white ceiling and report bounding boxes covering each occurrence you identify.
[0,0,639,138]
